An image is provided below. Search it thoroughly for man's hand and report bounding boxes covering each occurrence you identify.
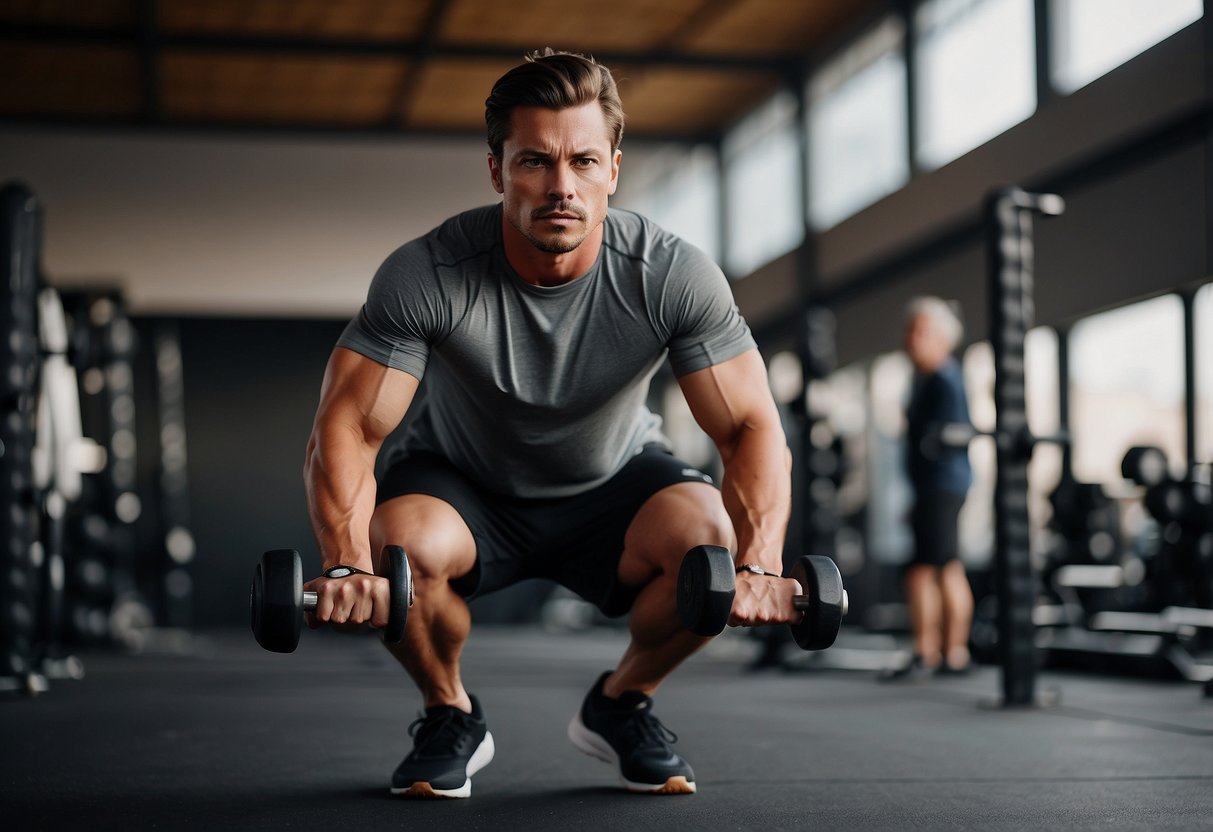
[727,570,804,628]
[303,571,392,632]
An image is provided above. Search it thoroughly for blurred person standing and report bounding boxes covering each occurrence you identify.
[886,297,973,679]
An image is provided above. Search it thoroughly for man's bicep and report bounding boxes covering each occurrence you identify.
[675,348,780,449]
[316,347,420,446]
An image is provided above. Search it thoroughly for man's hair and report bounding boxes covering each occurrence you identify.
[485,48,625,159]
[905,296,964,350]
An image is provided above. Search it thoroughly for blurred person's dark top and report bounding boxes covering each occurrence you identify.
[905,357,972,496]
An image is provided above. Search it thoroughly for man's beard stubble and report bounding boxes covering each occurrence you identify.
[516,202,592,254]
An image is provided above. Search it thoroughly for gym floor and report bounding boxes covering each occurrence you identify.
[3,627,1210,831]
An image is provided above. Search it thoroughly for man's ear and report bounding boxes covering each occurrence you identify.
[488,153,504,195]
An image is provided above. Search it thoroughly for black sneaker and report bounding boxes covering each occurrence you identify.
[567,672,696,795]
[390,695,495,798]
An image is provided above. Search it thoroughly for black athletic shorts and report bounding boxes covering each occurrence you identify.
[909,490,966,568]
[375,444,716,617]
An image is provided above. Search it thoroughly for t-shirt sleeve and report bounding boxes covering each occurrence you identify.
[336,239,448,380]
[661,240,756,377]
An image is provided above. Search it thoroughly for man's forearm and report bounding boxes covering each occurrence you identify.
[719,423,791,573]
[304,421,381,572]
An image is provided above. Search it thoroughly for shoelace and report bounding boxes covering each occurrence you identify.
[617,702,678,751]
[408,709,473,754]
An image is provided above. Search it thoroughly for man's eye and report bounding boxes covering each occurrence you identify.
[575,158,597,167]
[521,158,545,168]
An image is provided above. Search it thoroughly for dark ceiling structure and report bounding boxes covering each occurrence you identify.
[0,0,879,142]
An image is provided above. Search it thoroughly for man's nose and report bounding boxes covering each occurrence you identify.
[546,165,575,202]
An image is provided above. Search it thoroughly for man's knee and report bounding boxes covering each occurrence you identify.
[940,560,973,598]
[623,483,735,576]
[370,494,476,582]
[905,563,938,589]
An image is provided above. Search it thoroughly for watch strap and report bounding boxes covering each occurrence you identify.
[735,563,775,577]
[323,564,370,579]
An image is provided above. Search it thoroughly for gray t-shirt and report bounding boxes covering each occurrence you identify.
[338,203,755,498]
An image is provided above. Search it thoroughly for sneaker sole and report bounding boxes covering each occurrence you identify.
[390,731,495,799]
[567,712,696,795]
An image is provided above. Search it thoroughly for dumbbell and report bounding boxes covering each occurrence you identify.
[677,545,847,650]
[250,545,413,653]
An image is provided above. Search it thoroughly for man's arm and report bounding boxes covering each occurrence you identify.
[304,346,419,574]
[677,347,791,576]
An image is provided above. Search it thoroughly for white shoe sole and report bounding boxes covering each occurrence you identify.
[390,731,495,799]
[568,712,696,795]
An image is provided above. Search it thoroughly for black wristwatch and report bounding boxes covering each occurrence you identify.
[323,565,370,579]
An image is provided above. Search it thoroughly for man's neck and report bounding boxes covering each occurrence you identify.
[915,353,951,375]
[501,219,604,287]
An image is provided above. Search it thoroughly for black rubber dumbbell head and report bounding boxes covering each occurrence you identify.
[677,544,735,636]
[1121,446,1168,488]
[788,555,845,650]
[251,548,304,653]
[380,544,412,645]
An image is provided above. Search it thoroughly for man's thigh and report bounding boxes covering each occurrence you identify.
[372,452,515,596]
[616,481,734,588]
[542,446,723,616]
[373,446,724,614]
[369,492,478,583]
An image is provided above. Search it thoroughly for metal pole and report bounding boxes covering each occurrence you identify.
[985,186,1064,706]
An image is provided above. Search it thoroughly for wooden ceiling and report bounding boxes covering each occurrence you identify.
[0,0,877,141]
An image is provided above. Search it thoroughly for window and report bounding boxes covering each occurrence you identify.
[914,0,1036,170]
[723,92,803,277]
[1051,0,1202,94]
[1068,294,1186,483]
[619,144,721,263]
[1196,284,1212,466]
[807,16,909,230]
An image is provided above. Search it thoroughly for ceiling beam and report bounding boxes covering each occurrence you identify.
[0,112,723,146]
[0,23,797,74]
[389,0,452,129]
[137,0,160,122]
[655,0,734,52]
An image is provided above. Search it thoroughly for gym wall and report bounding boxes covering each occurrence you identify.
[159,317,345,627]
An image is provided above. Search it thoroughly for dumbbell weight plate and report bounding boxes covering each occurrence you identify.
[788,555,845,650]
[380,544,411,644]
[251,548,304,653]
[1122,446,1168,488]
[677,544,735,636]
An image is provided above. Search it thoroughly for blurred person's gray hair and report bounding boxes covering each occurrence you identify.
[905,296,964,350]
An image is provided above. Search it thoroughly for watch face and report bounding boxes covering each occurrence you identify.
[325,566,355,578]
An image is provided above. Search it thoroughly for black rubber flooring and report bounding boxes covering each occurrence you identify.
[3,626,1211,831]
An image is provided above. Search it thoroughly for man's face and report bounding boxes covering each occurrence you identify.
[489,101,621,256]
[905,313,946,369]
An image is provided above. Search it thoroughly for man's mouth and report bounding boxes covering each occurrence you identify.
[534,205,584,222]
